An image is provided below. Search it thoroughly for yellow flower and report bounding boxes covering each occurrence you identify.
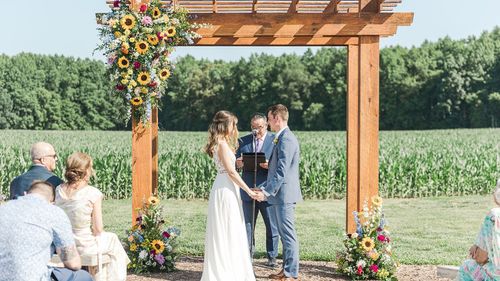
[129,37,136,43]
[151,239,165,254]
[137,72,151,85]
[124,29,131,36]
[135,40,149,55]
[114,31,122,38]
[117,56,129,68]
[152,7,161,19]
[121,79,129,85]
[140,87,148,94]
[368,250,379,260]
[166,26,176,37]
[130,243,137,251]
[128,235,134,242]
[361,237,375,252]
[130,80,137,87]
[377,268,390,279]
[148,196,160,205]
[120,14,136,30]
[141,241,148,248]
[130,97,143,106]
[163,15,169,22]
[159,68,170,80]
[147,34,159,45]
[372,196,383,207]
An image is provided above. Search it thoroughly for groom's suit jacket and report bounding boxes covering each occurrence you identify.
[236,132,275,202]
[262,127,303,205]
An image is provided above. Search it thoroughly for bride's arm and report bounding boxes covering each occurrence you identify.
[91,195,104,236]
[217,141,257,198]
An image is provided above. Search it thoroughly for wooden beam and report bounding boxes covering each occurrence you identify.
[191,12,413,37]
[287,0,299,13]
[359,0,379,12]
[194,36,359,45]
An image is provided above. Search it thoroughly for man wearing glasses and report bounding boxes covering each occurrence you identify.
[10,142,63,199]
[236,113,279,268]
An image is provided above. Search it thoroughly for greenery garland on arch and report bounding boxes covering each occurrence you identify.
[97,0,202,124]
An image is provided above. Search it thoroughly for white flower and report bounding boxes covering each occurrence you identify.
[356,260,366,268]
[351,233,358,239]
[166,245,172,252]
[139,250,148,260]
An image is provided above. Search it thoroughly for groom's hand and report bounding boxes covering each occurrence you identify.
[253,190,267,202]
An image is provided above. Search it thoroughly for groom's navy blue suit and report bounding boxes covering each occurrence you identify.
[261,127,302,278]
[236,132,279,260]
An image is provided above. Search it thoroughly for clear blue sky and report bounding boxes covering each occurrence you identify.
[0,0,498,61]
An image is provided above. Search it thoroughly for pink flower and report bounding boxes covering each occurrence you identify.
[133,61,141,69]
[370,264,379,272]
[113,0,120,8]
[139,3,148,12]
[377,235,386,242]
[107,56,116,65]
[357,266,363,275]
[162,231,170,239]
[154,254,165,265]
[141,16,153,26]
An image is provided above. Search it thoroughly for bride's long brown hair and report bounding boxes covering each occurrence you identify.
[204,110,239,158]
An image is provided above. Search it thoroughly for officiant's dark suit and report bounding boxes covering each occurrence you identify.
[236,115,279,266]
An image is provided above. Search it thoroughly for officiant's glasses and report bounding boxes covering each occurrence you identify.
[39,154,58,161]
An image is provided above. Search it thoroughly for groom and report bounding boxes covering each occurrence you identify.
[255,104,302,281]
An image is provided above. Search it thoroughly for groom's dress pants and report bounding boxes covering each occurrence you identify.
[270,203,299,278]
[242,200,279,259]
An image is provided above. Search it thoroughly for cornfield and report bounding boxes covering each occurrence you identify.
[0,129,498,199]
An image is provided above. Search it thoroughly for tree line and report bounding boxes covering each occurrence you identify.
[0,27,498,131]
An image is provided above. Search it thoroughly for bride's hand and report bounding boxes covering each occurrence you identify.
[248,190,257,198]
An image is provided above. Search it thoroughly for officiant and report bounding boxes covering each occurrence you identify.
[236,113,279,268]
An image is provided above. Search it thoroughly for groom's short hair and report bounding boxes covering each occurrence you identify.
[268,104,289,121]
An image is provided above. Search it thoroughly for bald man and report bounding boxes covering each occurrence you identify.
[10,142,63,199]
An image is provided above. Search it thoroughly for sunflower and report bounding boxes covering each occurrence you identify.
[130,97,143,106]
[135,40,149,55]
[166,26,176,37]
[148,196,160,205]
[152,7,161,19]
[372,196,383,207]
[147,34,159,45]
[120,14,136,30]
[117,56,129,68]
[130,243,137,252]
[159,68,170,80]
[137,72,151,85]
[361,237,375,252]
[151,239,165,254]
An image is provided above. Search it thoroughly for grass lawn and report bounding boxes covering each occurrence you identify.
[103,195,492,265]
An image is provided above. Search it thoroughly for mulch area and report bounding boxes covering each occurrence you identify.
[127,257,451,281]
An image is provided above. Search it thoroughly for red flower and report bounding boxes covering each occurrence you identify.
[157,32,164,41]
[133,61,141,69]
[386,237,390,243]
[377,227,383,232]
[370,264,379,273]
[116,84,125,91]
[357,266,363,275]
[149,81,158,88]
[162,231,170,238]
[113,0,120,7]
[377,235,386,242]
[139,3,148,12]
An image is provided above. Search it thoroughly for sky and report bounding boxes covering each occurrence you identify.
[0,0,498,61]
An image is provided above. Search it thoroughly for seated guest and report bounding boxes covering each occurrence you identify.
[10,142,63,199]
[55,152,130,281]
[458,179,500,280]
[0,181,92,281]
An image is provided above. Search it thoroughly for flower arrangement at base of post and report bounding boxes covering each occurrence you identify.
[336,196,398,280]
[96,0,203,124]
[125,195,181,273]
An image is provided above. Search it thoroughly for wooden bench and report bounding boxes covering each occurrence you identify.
[436,265,459,280]
[50,253,111,281]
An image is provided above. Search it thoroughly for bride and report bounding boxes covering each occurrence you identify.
[201,110,258,281]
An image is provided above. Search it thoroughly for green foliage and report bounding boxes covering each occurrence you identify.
[0,129,497,199]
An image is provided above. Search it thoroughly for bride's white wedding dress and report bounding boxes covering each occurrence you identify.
[200,144,256,281]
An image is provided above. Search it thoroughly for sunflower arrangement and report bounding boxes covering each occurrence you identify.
[336,196,398,280]
[96,0,204,124]
[125,195,181,273]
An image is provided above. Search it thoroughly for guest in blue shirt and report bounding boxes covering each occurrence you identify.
[0,181,92,281]
[10,142,63,199]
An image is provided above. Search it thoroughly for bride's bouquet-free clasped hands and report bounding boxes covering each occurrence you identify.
[336,196,398,281]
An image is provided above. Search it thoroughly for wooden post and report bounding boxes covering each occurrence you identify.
[132,115,153,222]
[346,35,380,233]
[152,107,159,195]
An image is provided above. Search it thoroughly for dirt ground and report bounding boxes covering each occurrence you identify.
[127,257,452,281]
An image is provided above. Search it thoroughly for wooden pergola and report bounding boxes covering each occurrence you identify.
[104,0,413,232]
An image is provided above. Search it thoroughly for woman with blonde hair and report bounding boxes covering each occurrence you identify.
[55,152,129,281]
[201,110,258,281]
[458,179,500,280]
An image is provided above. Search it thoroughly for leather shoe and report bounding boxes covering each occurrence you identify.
[265,257,277,268]
[268,269,284,279]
